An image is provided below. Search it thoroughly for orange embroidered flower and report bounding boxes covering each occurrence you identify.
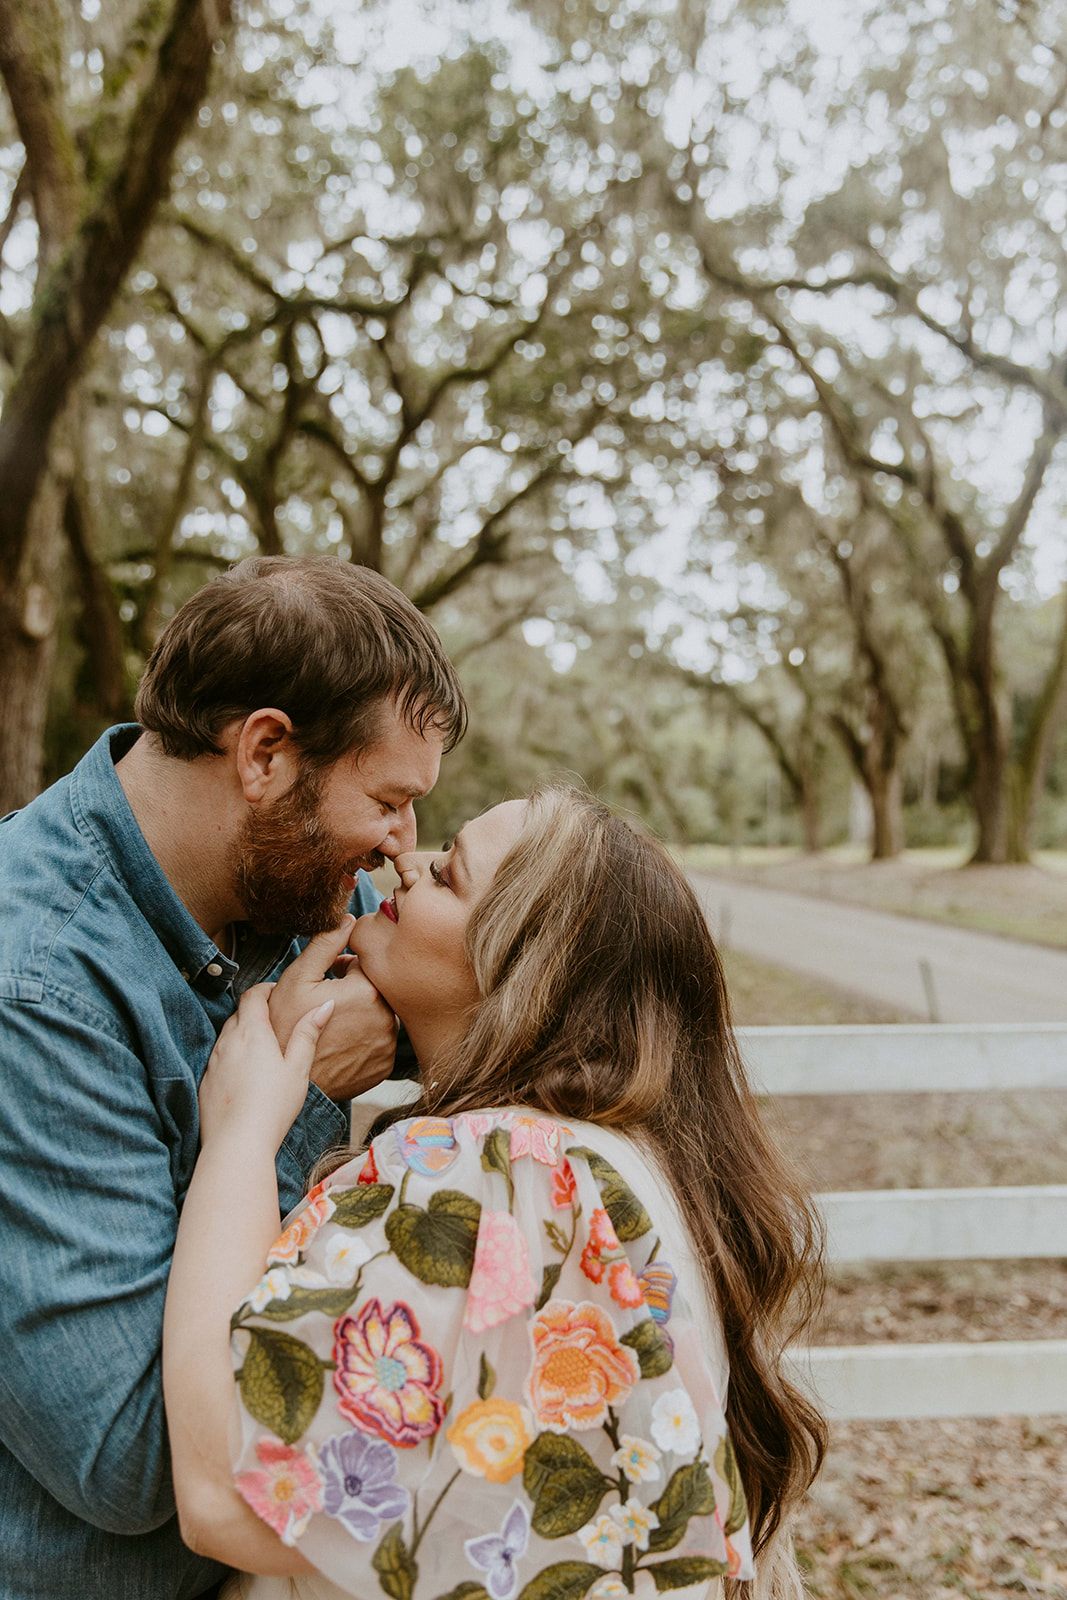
[608,1259,645,1309]
[551,1160,577,1211]
[581,1207,632,1293]
[266,1189,335,1266]
[527,1299,638,1431]
[447,1398,532,1483]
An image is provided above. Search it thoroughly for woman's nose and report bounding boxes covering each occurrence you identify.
[392,851,427,890]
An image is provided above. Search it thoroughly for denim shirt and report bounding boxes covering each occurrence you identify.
[0,726,381,1599]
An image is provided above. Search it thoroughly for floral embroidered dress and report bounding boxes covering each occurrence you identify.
[227,1111,754,1600]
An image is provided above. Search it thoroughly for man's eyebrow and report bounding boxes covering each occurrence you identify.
[381,781,431,802]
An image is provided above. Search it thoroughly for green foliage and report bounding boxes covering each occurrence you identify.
[384,1189,482,1287]
[236,1326,325,1444]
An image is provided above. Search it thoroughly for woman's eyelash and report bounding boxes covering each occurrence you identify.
[429,858,450,887]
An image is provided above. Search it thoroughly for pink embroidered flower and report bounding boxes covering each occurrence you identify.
[267,1189,335,1266]
[333,1298,445,1447]
[357,1147,379,1185]
[236,1438,322,1545]
[608,1259,645,1309]
[527,1299,638,1431]
[551,1160,577,1211]
[464,1210,537,1333]
[509,1116,562,1165]
[458,1112,501,1140]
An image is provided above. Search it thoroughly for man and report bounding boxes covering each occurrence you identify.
[0,556,466,1599]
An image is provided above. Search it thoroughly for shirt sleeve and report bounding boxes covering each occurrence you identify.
[0,996,182,1535]
[227,1112,755,1597]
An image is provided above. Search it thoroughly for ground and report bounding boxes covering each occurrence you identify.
[680,845,1067,951]
[723,940,1067,1600]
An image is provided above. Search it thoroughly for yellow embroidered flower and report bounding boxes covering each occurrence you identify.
[447,1397,533,1483]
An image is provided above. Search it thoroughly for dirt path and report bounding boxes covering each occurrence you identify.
[689,871,1067,1023]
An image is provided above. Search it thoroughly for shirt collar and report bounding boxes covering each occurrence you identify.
[68,725,290,996]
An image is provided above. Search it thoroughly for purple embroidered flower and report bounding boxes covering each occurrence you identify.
[316,1431,410,1541]
[464,1500,530,1600]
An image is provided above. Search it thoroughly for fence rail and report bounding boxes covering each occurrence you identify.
[737,1023,1067,1420]
[738,1022,1067,1095]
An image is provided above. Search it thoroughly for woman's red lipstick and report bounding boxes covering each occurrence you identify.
[378,896,398,923]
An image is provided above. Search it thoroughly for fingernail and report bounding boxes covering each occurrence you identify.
[313,999,335,1023]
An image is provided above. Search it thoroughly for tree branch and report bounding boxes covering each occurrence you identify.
[0,0,234,587]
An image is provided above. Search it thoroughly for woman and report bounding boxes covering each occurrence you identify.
[164,786,825,1600]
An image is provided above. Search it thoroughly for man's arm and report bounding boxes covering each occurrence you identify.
[0,995,190,1534]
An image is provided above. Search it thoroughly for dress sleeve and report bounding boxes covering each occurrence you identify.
[228,1112,755,1598]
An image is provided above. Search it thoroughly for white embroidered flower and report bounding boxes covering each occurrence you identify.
[609,1499,660,1551]
[611,1434,662,1485]
[588,1579,629,1600]
[576,1513,626,1569]
[244,1268,291,1313]
[650,1388,701,1455]
[286,1265,329,1289]
[323,1232,373,1285]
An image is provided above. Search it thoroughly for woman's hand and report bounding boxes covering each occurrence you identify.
[198,984,334,1154]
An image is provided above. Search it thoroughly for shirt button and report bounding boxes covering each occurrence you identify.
[206,962,223,977]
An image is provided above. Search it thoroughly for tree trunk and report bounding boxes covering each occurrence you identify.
[1005,586,1067,863]
[969,723,1010,863]
[65,476,131,723]
[868,763,904,859]
[0,471,67,812]
[799,771,821,854]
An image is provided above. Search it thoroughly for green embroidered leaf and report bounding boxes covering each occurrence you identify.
[481,1126,514,1205]
[372,1522,418,1600]
[434,1585,489,1600]
[534,1260,562,1311]
[237,1284,359,1325]
[515,1562,603,1600]
[647,1556,729,1591]
[385,1189,481,1287]
[237,1328,324,1445]
[647,1461,718,1552]
[478,1352,496,1400]
[620,1318,674,1379]
[523,1433,610,1537]
[566,1145,652,1240]
[715,1433,749,1536]
[330,1184,394,1229]
[543,1218,568,1253]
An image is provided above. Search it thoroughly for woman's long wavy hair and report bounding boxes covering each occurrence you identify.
[360,785,825,1589]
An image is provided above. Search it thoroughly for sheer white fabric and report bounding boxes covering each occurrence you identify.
[226,1113,748,1600]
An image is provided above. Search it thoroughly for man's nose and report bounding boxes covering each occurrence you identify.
[381,802,417,858]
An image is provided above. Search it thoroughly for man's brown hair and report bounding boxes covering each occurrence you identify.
[135,557,466,762]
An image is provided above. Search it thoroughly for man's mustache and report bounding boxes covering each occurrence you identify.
[353,851,386,874]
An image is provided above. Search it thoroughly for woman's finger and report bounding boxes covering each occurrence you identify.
[282,997,335,1076]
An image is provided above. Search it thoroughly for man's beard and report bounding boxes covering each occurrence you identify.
[233,767,383,937]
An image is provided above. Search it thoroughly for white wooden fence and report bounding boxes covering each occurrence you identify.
[355,1023,1067,1421]
[737,1024,1067,1421]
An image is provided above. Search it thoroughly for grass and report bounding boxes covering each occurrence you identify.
[723,947,910,1027]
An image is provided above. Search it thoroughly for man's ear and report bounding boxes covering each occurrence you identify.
[234,710,299,804]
